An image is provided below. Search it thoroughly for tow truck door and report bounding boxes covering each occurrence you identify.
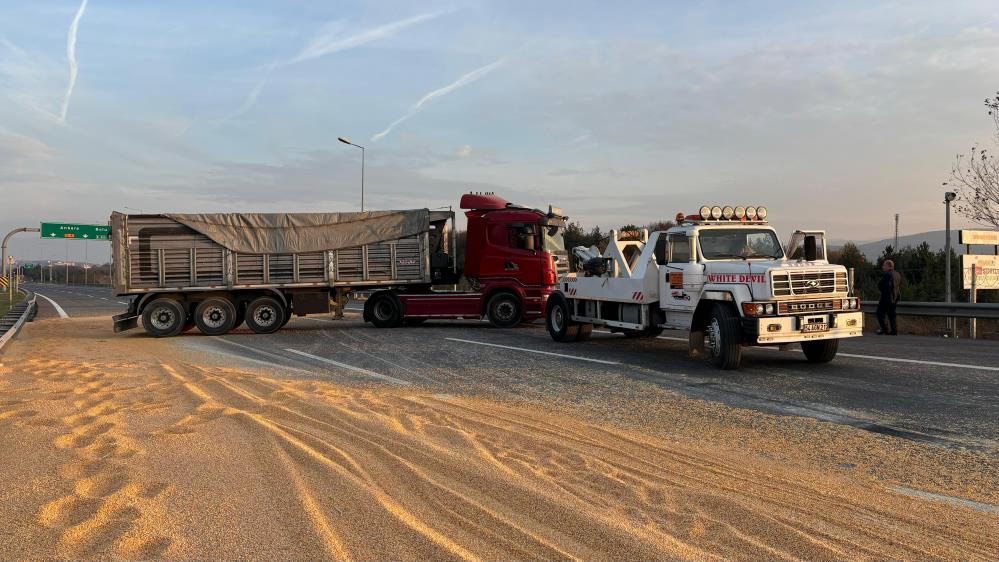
[659,232,702,322]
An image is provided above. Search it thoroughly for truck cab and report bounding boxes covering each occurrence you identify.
[366,193,568,328]
[546,204,862,369]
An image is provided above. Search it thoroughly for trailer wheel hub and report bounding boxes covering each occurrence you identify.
[254,305,276,326]
[151,308,175,330]
[203,306,226,329]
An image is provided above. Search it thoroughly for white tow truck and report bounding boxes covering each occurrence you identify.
[545,205,863,369]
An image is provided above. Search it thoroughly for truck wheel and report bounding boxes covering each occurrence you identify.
[245,296,285,334]
[487,292,523,328]
[705,304,742,370]
[575,323,593,342]
[546,294,579,342]
[369,293,403,328]
[194,298,238,336]
[141,298,186,338]
[801,339,839,363]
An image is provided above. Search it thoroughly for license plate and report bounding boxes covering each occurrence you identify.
[802,323,828,333]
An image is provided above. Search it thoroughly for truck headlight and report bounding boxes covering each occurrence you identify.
[765,303,774,315]
[742,303,765,316]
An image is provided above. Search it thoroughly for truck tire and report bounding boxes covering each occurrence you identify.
[575,323,593,341]
[801,339,839,363]
[141,298,186,338]
[705,304,742,370]
[194,297,238,336]
[245,296,285,334]
[546,293,579,342]
[487,292,522,328]
[369,293,403,328]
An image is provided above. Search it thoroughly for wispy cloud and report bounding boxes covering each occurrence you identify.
[372,57,508,142]
[230,11,446,120]
[59,0,88,124]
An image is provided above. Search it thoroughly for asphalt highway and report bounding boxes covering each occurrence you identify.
[25,282,999,453]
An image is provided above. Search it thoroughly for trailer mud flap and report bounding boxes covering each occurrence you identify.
[113,312,139,333]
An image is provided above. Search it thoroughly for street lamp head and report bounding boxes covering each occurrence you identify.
[338,136,352,145]
[944,191,957,203]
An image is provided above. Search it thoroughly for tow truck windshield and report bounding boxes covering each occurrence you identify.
[699,229,784,261]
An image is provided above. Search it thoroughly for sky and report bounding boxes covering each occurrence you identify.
[2,0,999,264]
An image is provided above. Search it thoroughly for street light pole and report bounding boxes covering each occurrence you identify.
[2,227,40,281]
[944,191,956,336]
[338,136,366,212]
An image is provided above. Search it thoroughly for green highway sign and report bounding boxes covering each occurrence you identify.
[22,263,34,269]
[40,222,110,241]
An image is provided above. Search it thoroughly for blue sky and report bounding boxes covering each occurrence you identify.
[2,0,999,263]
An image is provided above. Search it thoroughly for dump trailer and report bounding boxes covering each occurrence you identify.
[111,193,568,337]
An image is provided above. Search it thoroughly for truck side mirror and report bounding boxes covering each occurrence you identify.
[804,236,817,261]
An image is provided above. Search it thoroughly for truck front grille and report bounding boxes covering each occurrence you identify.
[778,299,841,314]
[771,270,847,296]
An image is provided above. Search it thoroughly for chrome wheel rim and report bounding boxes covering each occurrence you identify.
[202,305,227,329]
[253,304,278,327]
[151,306,176,330]
[551,306,564,332]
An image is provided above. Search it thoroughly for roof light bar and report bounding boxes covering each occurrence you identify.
[680,205,770,222]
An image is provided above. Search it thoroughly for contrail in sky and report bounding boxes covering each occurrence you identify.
[230,11,446,120]
[372,57,508,142]
[59,0,88,124]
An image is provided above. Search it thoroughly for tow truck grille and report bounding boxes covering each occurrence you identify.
[778,299,841,314]
[771,270,846,296]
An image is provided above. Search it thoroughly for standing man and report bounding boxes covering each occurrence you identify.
[876,259,900,335]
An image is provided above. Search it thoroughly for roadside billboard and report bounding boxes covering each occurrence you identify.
[959,230,999,246]
[962,254,999,289]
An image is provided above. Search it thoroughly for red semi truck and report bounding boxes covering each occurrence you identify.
[364,193,569,328]
[110,193,567,336]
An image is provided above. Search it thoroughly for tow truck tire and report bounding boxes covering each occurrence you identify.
[546,293,579,342]
[245,296,285,334]
[141,298,186,338]
[487,292,523,328]
[706,304,742,370]
[801,339,839,363]
[194,298,238,336]
[575,323,593,342]
[369,293,403,328]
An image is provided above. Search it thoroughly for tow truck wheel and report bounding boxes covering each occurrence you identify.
[194,297,238,336]
[245,296,285,334]
[705,304,742,370]
[801,339,839,363]
[369,293,403,328]
[546,293,579,342]
[141,298,186,338]
[487,292,523,328]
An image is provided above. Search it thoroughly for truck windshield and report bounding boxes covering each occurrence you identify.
[542,226,566,254]
[699,229,784,261]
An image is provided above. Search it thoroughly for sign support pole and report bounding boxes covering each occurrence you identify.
[969,267,977,340]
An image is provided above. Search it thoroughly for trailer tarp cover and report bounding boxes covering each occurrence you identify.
[164,210,430,254]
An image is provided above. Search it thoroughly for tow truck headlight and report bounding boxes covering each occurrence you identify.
[722,206,734,219]
[742,303,765,316]
[746,206,758,220]
[765,303,774,315]
[757,206,768,220]
[734,206,746,220]
[710,206,723,220]
[699,206,712,220]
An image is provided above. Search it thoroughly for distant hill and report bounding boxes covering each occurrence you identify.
[832,230,997,259]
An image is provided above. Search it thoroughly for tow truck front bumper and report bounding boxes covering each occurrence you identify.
[746,312,863,345]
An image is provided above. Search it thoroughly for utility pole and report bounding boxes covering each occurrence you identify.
[2,227,40,280]
[893,213,899,250]
[944,192,956,337]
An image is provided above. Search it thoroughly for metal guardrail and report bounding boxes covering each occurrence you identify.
[0,289,37,353]
[861,300,999,319]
